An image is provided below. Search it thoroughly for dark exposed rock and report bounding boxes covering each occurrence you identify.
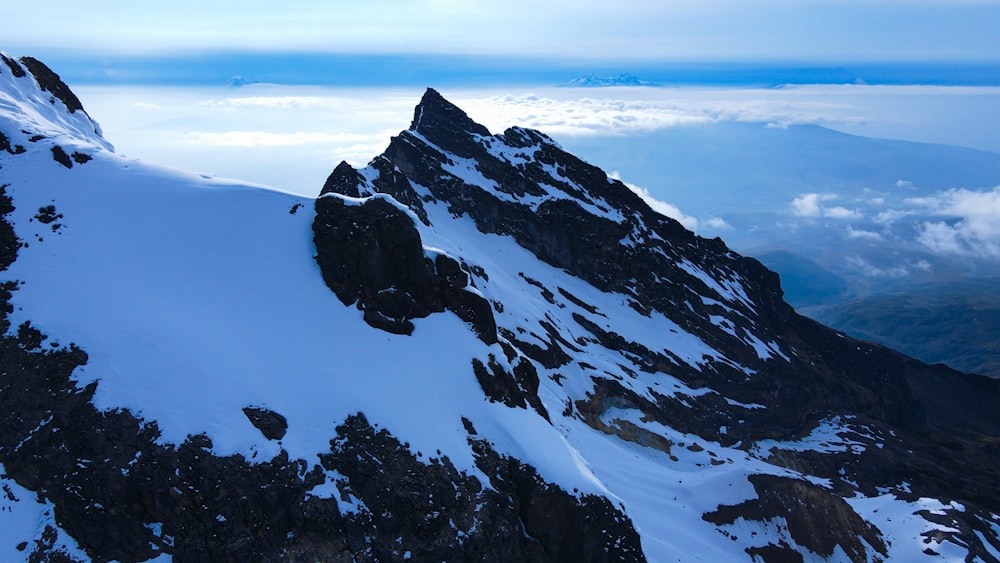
[745,542,804,563]
[51,146,72,169]
[367,156,431,225]
[521,273,557,305]
[498,322,574,370]
[313,194,440,334]
[0,185,17,271]
[572,312,684,376]
[18,57,85,114]
[411,88,491,158]
[435,254,498,344]
[312,191,497,343]
[320,161,365,197]
[242,407,288,441]
[557,287,601,315]
[467,431,645,563]
[473,356,529,410]
[70,152,90,165]
[35,205,62,225]
[2,54,27,78]
[703,474,887,562]
[471,354,549,419]
[319,413,645,562]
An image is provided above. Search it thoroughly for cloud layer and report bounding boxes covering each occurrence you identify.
[913,187,1000,257]
[455,91,863,138]
[71,83,1000,266]
[785,184,1000,266]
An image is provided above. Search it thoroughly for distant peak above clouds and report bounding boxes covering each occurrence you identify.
[564,73,656,88]
[226,75,259,87]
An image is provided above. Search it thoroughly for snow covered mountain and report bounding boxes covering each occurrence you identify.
[564,73,655,87]
[2,53,999,562]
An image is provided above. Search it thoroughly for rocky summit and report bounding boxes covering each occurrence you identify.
[0,55,999,562]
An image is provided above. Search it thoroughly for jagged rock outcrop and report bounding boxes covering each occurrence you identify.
[313,192,497,342]
[704,474,888,561]
[15,56,85,114]
[242,407,289,441]
[315,87,1000,560]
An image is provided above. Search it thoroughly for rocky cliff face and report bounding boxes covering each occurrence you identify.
[1,57,999,563]
[312,88,1000,561]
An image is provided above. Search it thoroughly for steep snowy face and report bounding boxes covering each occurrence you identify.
[315,88,1000,562]
[316,88,920,446]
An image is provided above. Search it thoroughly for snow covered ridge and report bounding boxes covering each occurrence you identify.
[0,53,111,152]
[1,56,999,562]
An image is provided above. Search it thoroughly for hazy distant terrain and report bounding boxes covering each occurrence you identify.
[804,279,1000,378]
[564,123,1000,379]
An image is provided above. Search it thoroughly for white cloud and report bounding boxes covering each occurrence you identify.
[845,256,910,279]
[450,88,889,139]
[704,217,732,230]
[912,186,1000,257]
[824,206,863,220]
[791,193,832,217]
[791,193,863,219]
[453,85,1000,155]
[459,94,712,137]
[917,222,969,255]
[874,209,916,224]
[611,172,698,230]
[846,227,883,241]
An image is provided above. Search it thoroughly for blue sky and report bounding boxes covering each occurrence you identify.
[5,1,1000,66]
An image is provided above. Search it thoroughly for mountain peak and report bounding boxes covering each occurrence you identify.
[16,56,86,114]
[319,160,363,197]
[565,73,655,88]
[409,88,490,149]
[0,52,112,151]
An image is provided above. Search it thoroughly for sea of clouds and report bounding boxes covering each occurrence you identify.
[76,83,1000,263]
